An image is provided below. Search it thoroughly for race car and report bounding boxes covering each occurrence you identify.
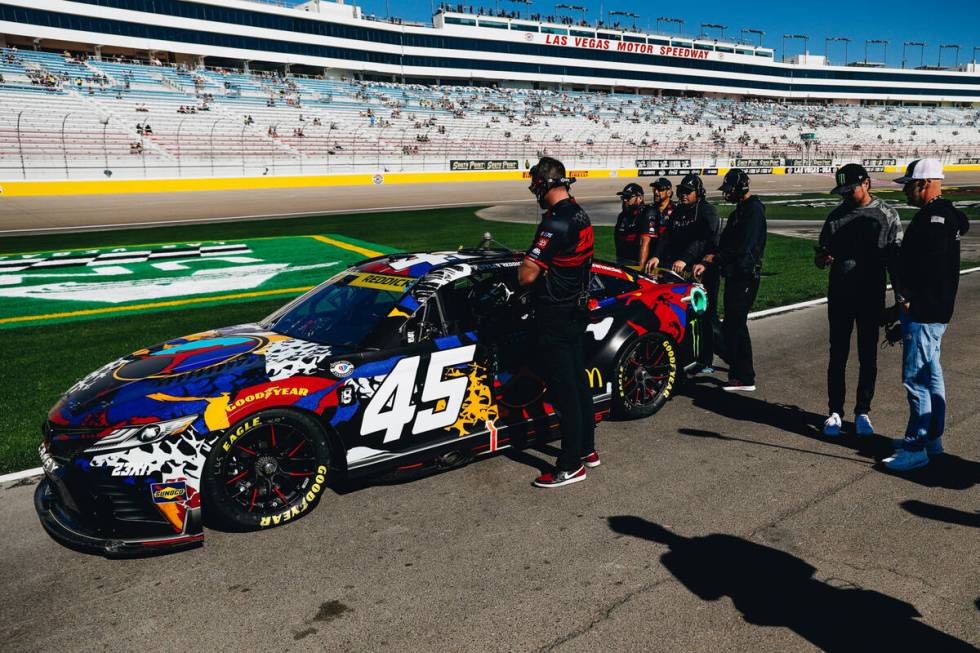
[36,241,707,555]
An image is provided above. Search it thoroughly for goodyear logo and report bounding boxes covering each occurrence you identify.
[150,481,187,504]
[348,273,413,292]
[227,386,309,412]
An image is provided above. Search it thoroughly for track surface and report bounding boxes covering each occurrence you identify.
[2,274,978,652]
[4,171,980,235]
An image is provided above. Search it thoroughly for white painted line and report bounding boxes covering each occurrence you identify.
[0,467,42,484]
[749,266,980,320]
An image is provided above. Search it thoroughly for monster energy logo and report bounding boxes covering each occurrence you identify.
[690,318,701,358]
[837,172,846,186]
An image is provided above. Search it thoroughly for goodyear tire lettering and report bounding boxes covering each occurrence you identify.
[259,465,327,528]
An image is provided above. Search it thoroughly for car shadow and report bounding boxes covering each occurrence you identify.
[607,515,977,652]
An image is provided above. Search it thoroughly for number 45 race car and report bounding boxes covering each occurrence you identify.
[36,241,707,556]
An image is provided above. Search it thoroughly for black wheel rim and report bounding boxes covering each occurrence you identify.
[219,421,319,515]
[619,338,673,411]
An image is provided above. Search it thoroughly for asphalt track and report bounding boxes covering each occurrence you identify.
[3,171,980,235]
[2,274,978,652]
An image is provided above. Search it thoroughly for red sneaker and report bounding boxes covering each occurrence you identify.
[581,451,601,468]
[533,466,587,488]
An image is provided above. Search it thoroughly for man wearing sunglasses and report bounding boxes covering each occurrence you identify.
[644,177,675,270]
[883,159,969,471]
[613,183,653,269]
[815,163,902,439]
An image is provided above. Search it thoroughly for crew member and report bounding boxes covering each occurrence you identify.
[816,164,902,438]
[884,159,969,471]
[518,157,598,488]
[673,174,721,374]
[613,182,652,268]
[693,169,766,391]
[646,175,717,281]
[646,177,675,266]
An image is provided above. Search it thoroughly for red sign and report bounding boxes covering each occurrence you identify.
[542,34,712,61]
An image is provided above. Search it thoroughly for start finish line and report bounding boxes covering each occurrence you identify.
[0,234,394,329]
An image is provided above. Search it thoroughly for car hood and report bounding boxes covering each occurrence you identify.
[48,324,349,429]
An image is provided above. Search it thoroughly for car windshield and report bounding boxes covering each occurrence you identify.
[263,269,414,347]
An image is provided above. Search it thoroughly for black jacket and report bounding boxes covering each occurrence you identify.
[818,196,903,304]
[655,198,719,266]
[714,196,767,279]
[899,197,969,323]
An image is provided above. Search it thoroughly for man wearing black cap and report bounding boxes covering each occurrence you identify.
[693,169,766,391]
[646,174,716,278]
[613,182,653,269]
[816,163,902,438]
[646,177,675,266]
[519,156,598,488]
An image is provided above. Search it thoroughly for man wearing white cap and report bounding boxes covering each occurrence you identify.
[884,159,970,471]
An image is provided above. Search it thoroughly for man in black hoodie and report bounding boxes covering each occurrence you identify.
[693,169,766,392]
[883,159,970,471]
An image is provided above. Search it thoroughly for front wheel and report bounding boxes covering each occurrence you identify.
[203,409,331,531]
[611,333,680,419]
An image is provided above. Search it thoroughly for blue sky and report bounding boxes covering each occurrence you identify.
[305,0,980,68]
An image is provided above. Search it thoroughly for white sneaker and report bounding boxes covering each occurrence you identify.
[883,448,929,471]
[855,414,874,437]
[823,412,842,437]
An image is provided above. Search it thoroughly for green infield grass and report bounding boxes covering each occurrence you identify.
[0,202,975,473]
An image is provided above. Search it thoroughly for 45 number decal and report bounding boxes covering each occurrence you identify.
[360,346,476,443]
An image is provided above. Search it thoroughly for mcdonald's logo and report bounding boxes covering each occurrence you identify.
[585,367,603,389]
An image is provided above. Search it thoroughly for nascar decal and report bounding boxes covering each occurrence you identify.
[330,360,355,378]
[264,339,334,381]
[360,346,476,443]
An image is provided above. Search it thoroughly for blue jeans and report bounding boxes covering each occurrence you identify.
[900,314,947,452]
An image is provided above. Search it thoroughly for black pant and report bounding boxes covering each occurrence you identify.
[698,268,722,368]
[722,275,759,385]
[534,304,595,472]
[827,290,882,416]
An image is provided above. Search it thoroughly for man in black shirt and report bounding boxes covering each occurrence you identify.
[693,169,766,392]
[519,157,598,488]
[816,164,903,438]
[613,182,652,268]
[648,175,719,280]
[645,177,675,267]
[884,159,970,471]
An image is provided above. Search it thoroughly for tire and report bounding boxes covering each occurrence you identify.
[203,409,332,531]
[611,332,681,419]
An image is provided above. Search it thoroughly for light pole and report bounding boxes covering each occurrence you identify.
[938,44,960,68]
[700,23,726,40]
[825,36,850,65]
[972,46,980,65]
[656,17,684,36]
[16,110,25,179]
[782,34,809,63]
[554,3,586,23]
[61,112,72,179]
[100,115,110,177]
[609,10,638,31]
[209,117,224,176]
[902,41,926,68]
[864,39,888,65]
[241,122,248,175]
[176,116,188,177]
[505,0,531,20]
[740,28,764,47]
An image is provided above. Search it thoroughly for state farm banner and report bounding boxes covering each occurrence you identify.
[785,159,832,166]
[957,157,980,164]
[636,158,691,168]
[862,158,897,166]
[734,158,781,167]
[450,159,518,171]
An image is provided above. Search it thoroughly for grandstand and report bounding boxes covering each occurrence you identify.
[0,0,979,180]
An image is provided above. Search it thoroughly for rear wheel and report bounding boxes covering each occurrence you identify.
[203,409,331,530]
[611,333,680,419]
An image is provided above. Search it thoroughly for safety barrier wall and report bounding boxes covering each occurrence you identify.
[2,164,980,197]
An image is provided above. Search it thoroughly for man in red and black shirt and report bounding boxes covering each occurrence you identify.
[613,183,653,269]
[645,177,675,270]
[519,157,597,488]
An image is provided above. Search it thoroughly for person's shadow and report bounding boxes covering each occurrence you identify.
[608,516,978,652]
[901,500,980,529]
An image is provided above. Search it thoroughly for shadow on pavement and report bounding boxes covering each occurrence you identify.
[900,500,980,528]
[875,454,980,491]
[607,516,977,652]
